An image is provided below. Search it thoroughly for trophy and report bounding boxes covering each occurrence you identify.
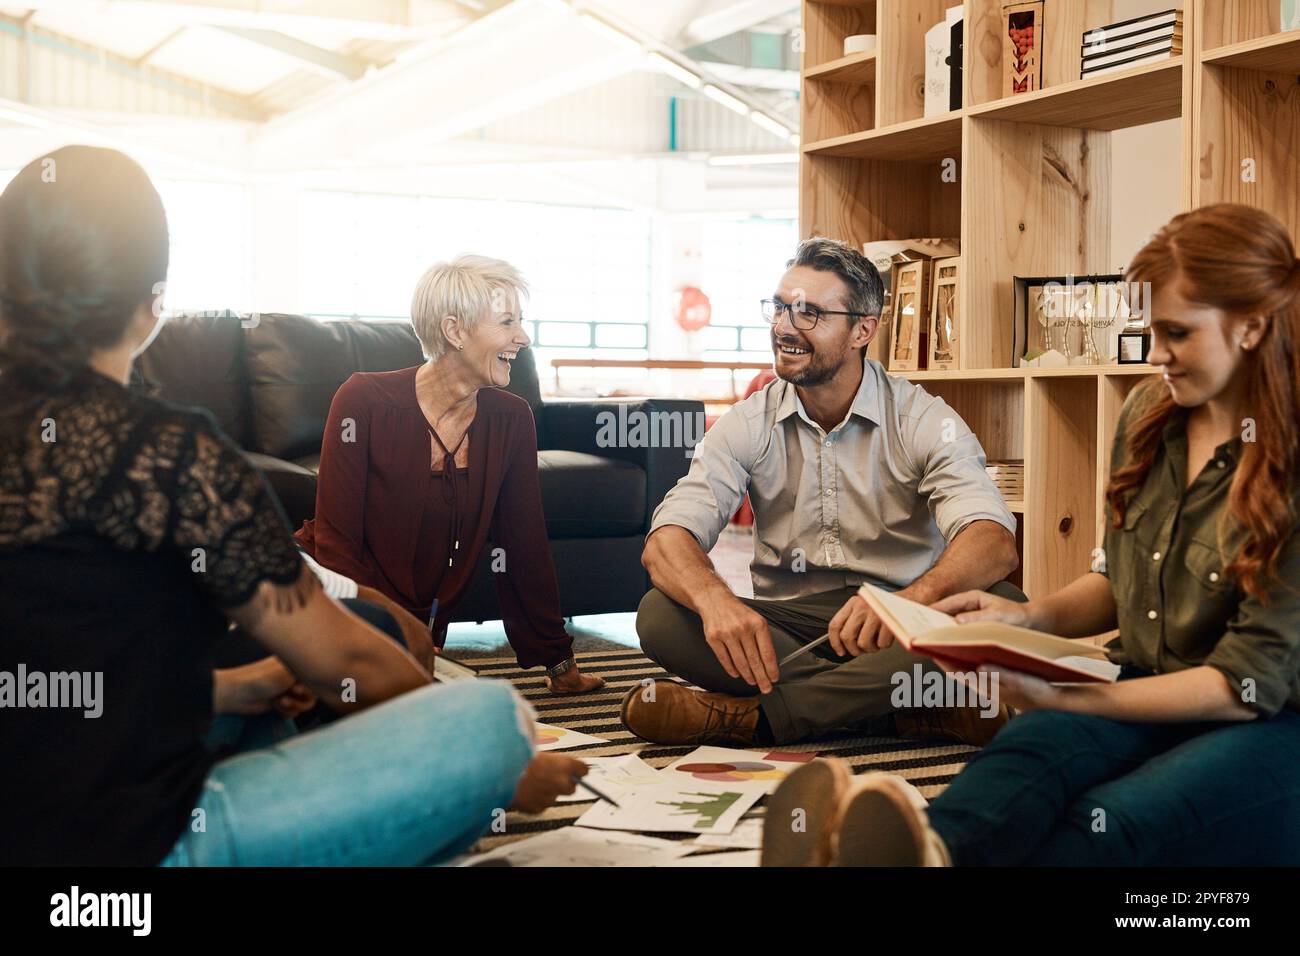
[1034,285,1072,356]
[1085,283,1129,364]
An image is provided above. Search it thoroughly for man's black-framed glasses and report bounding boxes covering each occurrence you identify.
[760,297,869,331]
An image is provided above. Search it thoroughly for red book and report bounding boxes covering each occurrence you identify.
[857,583,1119,683]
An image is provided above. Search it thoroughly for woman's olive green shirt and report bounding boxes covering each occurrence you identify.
[1101,383,1300,716]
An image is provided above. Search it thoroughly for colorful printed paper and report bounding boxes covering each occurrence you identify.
[555,753,663,803]
[533,722,609,752]
[662,746,816,794]
[575,779,763,835]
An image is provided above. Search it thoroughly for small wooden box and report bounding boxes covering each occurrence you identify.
[928,256,961,371]
[888,259,931,372]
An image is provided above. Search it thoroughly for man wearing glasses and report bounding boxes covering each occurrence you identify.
[623,237,1022,747]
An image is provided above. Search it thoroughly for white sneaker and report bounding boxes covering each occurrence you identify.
[831,772,952,867]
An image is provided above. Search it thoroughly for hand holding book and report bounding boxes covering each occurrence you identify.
[857,583,1120,684]
[929,588,1037,629]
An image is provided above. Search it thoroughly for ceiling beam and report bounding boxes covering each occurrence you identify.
[134,27,187,66]
[13,0,473,41]
[0,12,267,120]
[679,0,797,47]
[211,26,369,81]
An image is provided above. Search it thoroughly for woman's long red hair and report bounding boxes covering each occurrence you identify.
[1106,203,1300,601]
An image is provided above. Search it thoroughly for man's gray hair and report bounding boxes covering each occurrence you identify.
[410,254,529,360]
[787,236,884,321]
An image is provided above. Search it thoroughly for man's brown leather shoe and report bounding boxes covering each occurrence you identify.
[620,680,761,746]
[893,702,1010,747]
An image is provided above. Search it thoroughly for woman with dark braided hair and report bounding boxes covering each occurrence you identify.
[763,203,1300,866]
[0,146,586,866]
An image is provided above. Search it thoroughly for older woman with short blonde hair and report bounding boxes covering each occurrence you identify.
[297,255,604,694]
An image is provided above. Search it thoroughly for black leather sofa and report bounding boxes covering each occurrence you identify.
[130,312,701,623]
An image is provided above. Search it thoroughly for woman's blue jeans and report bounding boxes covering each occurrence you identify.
[160,680,532,866]
[926,702,1300,865]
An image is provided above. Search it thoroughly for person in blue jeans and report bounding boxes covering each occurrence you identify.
[762,203,1300,866]
[0,145,585,867]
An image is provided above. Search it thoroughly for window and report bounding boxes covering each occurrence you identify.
[699,217,798,360]
[296,191,653,376]
[156,179,252,314]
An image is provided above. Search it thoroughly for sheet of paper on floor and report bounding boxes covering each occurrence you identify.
[460,828,694,867]
[533,722,609,752]
[663,849,761,867]
[662,746,817,794]
[691,817,763,850]
[555,753,663,803]
[575,779,763,835]
[432,655,478,682]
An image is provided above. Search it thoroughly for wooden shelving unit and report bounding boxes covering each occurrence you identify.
[800,0,1300,598]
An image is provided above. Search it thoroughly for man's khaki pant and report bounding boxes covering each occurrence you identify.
[636,582,1026,744]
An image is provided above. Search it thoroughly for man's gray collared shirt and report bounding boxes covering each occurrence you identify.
[650,357,1017,600]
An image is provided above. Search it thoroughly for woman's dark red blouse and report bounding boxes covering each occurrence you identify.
[295,366,572,669]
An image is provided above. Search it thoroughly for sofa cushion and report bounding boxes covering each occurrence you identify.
[244,313,547,461]
[131,311,251,447]
[536,450,645,539]
[243,314,423,461]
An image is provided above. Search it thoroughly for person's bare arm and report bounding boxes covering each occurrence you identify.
[949,662,1255,723]
[354,584,437,674]
[830,519,1020,656]
[229,566,430,713]
[213,657,317,718]
[933,570,1118,638]
[642,525,735,614]
[642,525,779,693]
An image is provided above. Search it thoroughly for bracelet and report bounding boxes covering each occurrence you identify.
[546,657,577,679]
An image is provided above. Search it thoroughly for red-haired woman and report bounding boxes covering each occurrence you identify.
[762,203,1300,866]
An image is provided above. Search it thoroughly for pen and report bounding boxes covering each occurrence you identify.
[779,632,831,667]
[572,774,621,808]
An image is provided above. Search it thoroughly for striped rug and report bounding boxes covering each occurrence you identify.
[467,647,978,854]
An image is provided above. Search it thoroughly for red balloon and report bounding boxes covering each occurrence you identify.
[674,286,712,332]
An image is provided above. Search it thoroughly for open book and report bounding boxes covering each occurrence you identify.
[858,583,1120,684]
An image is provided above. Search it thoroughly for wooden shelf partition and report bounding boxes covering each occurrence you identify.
[800,0,1300,596]
[965,58,1184,130]
[803,111,962,159]
[804,50,878,83]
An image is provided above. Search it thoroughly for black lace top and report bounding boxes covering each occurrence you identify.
[0,370,306,865]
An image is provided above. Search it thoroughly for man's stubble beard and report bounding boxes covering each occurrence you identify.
[777,348,851,387]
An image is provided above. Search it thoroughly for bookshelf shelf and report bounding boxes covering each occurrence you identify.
[901,365,1160,382]
[800,1,1298,597]
[966,58,1183,130]
[804,50,878,83]
[802,111,962,160]
[1201,30,1300,69]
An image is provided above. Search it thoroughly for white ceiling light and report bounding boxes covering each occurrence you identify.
[0,104,55,129]
[702,84,750,116]
[648,51,702,89]
[707,152,800,166]
[749,111,793,138]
